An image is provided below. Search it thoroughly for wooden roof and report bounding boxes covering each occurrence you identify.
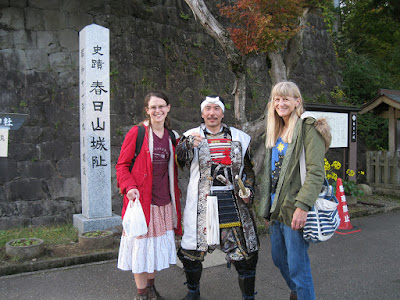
[359,89,400,115]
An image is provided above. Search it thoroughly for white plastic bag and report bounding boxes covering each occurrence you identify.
[122,196,148,238]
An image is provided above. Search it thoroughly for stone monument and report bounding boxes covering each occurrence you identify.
[73,24,121,234]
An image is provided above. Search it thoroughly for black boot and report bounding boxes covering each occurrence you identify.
[234,253,258,300]
[181,289,200,300]
[178,250,202,300]
[181,263,202,300]
[238,273,256,300]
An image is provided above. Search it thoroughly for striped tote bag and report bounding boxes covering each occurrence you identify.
[302,179,341,243]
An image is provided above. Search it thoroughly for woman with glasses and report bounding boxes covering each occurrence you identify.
[116,91,182,300]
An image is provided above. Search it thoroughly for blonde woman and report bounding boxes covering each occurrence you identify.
[259,82,331,300]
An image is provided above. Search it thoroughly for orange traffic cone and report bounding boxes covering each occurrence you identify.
[335,178,361,235]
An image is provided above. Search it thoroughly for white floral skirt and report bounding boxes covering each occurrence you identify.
[117,202,176,274]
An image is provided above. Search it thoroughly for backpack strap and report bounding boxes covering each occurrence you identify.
[129,125,145,172]
[129,126,176,173]
[168,129,177,146]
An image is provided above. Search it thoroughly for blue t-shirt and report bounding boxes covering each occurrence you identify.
[271,137,288,205]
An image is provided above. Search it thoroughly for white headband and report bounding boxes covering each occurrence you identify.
[200,96,225,112]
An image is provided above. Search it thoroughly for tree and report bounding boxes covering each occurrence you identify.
[220,0,309,94]
[335,0,400,150]
[338,0,400,104]
[183,0,313,172]
[219,0,304,55]
[183,0,249,128]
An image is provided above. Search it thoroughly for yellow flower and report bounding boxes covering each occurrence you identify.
[324,158,364,183]
[324,160,331,171]
[332,161,341,170]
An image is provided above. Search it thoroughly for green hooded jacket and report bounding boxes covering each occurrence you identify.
[259,116,331,227]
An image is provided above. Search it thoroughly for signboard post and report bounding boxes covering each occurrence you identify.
[0,113,28,158]
[303,104,360,182]
[0,128,9,157]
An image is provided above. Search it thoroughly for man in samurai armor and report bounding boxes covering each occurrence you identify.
[176,95,259,300]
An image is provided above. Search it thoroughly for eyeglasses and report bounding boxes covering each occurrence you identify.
[148,105,168,111]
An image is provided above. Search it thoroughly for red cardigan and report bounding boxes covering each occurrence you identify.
[115,125,182,236]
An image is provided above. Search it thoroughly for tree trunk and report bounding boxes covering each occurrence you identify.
[182,3,333,176]
[184,0,269,175]
[285,8,308,78]
[232,73,248,126]
[184,0,247,125]
[268,51,287,85]
[253,136,266,175]
[183,0,278,175]
[184,0,243,68]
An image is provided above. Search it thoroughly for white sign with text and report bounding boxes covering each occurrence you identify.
[303,111,348,148]
[0,128,9,157]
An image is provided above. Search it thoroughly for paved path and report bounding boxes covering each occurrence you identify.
[1,211,399,300]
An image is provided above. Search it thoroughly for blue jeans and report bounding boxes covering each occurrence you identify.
[270,221,315,300]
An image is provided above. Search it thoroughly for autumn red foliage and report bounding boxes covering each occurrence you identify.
[219,0,305,55]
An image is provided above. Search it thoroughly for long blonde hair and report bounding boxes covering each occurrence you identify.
[265,81,304,148]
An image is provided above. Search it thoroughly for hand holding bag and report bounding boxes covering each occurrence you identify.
[300,147,340,243]
[122,196,148,238]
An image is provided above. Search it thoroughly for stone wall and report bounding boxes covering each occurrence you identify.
[0,0,341,229]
